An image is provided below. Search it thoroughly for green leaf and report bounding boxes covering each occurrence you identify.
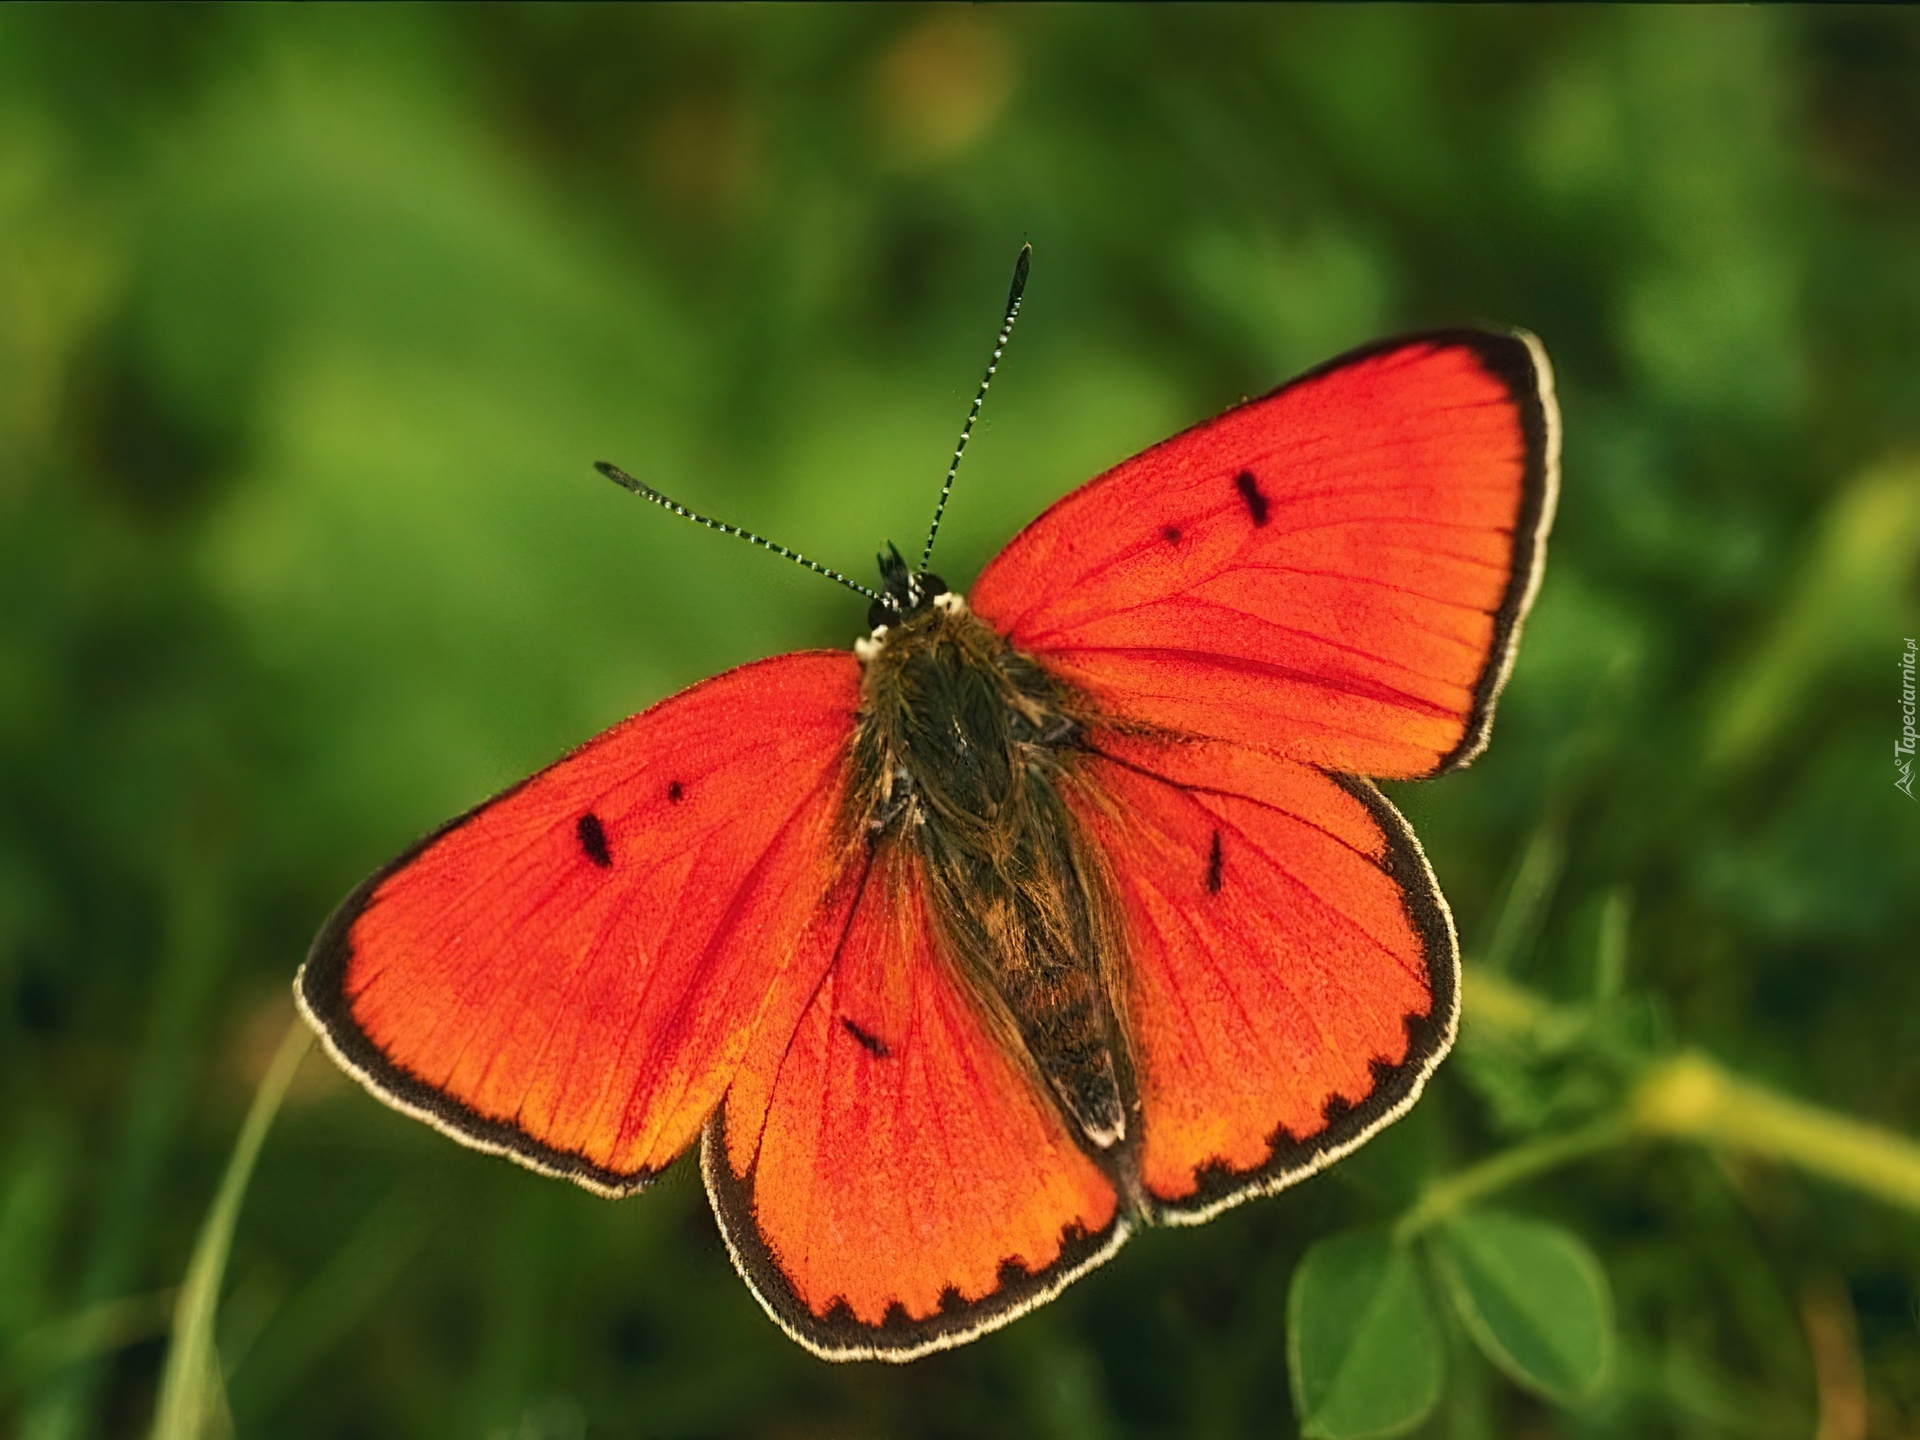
[1288,1229,1443,1440]
[1434,1210,1613,1406]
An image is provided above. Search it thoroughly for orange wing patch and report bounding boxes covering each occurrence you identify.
[296,651,862,1194]
[704,844,1126,1360]
[1071,732,1457,1223]
[972,332,1558,779]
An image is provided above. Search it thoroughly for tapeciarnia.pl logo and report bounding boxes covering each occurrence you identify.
[1900,638,1917,800]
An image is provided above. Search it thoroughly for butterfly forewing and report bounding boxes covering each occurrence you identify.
[970,331,1558,779]
[296,651,863,1193]
[1068,733,1455,1222]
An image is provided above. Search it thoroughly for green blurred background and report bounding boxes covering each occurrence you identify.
[3,5,1919,1437]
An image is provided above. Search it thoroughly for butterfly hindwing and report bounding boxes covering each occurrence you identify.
[970,330,1559,779]
[296,651,862,1194]
[704,841,1128,1361]
[1069,732,1456,1221]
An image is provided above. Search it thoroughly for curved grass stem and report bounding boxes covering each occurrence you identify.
[151,1019,312,1440]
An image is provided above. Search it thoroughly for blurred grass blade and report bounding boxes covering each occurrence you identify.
[1592,887,1631,1001]
[1707,459,1920,774]
[1478,823,1565,975]
[228,1179,437,1421]
[10,1292,176,1385]
[1434,1211,1613,1406]
[25,842,234,1440]
[151,1020,312,1440]
[0,1127,70,1363]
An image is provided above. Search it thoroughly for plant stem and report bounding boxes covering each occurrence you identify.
[151,1018,312,1440]
[1412,974,1920,1233]
[1394,1117,1634,1243]
[1635,1052,1920,1213]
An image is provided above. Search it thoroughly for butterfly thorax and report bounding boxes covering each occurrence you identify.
[850,595,1133,1150]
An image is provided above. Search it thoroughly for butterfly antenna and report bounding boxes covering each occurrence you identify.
[918,242,1031,574]
[595,462,882,604]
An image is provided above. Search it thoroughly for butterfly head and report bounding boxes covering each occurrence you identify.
[867,542,952,632]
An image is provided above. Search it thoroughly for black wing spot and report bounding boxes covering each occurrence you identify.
[1162,525,1182,544]
[841,1017,891,1058]
[667,781,684,803]
[1234,470,1269,527]
[576,813,613,868]
[1205,829,1224,894]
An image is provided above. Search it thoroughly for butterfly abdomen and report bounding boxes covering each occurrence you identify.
[853,604,1134,1151]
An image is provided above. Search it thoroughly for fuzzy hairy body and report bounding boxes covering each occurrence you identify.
[849,601,1133,1149]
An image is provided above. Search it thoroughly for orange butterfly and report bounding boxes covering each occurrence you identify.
[296,247,1559,1361]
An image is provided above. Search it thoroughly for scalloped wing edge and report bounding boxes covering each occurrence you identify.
[699,1107,1133,1363]
[1144,773,1460,1227]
